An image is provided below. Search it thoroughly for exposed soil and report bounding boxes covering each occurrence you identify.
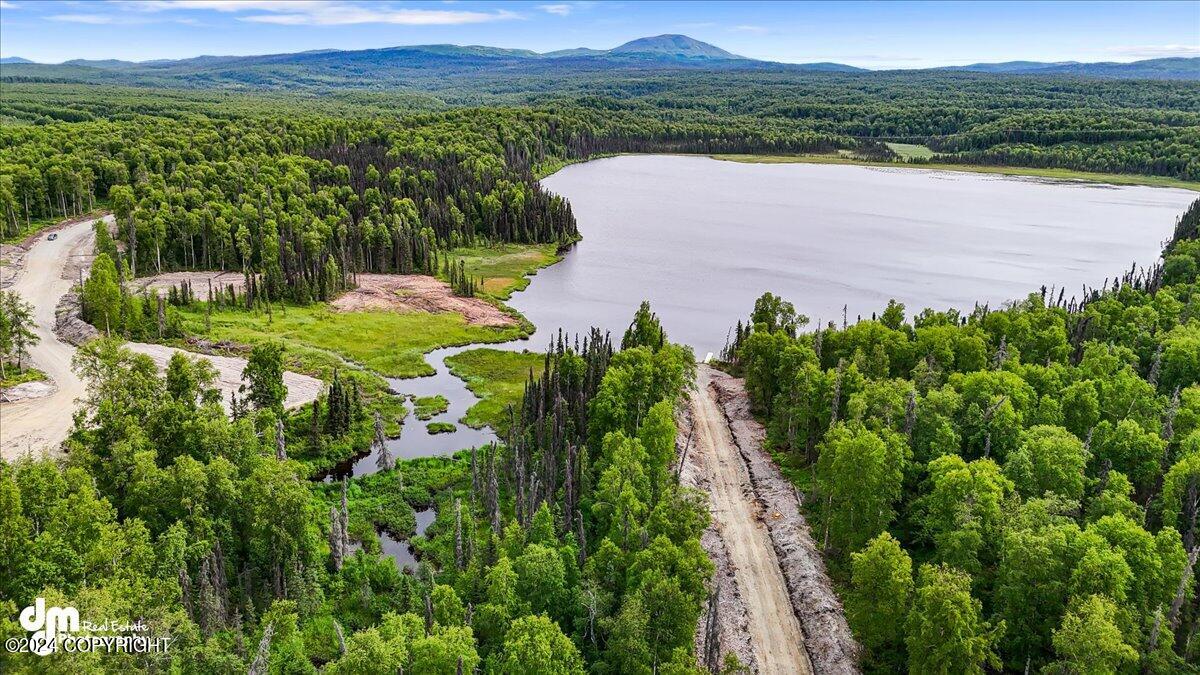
[1,212,108,289]
[128,270,247,295]
[0,380,56,404]
[0,217,101,459]
[331,274,516,327]
[705,365,860,674]
[124,342,322,412]
[679,402,759,673]
[1,216,320,460]
[686,365,815,675]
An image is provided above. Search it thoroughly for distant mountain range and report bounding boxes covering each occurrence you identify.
[2,34,1196,88]
[940,57,1200,79]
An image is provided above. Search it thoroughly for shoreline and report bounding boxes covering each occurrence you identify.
[707,153,1200,192]
[538,150,1199,192]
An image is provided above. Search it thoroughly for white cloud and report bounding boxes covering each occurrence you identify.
[538,4,572,16]
[1102,44,1200,58]
[112,1,519,25]
[49,13,116,24]
[730,24,768,34]
[242,7,518,26]
[0,1,17,9]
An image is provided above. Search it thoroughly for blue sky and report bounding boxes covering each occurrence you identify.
[1,1,1197,68]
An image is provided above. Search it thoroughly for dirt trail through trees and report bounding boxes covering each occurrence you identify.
[688,365,815,674]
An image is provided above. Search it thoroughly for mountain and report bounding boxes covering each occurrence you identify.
[607,34,742,60]
[942,60,1080,74]
[0,56,34,64]
[940,57,1199,80]
[3,36,1193,92]
[542,48,609,58]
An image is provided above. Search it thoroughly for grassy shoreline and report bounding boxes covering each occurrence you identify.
[708,153,1200,191]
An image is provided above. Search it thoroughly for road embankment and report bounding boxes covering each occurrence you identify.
[685,365,860,674]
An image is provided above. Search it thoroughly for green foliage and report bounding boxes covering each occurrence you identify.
[847,532,913,669]
[733,198,1200,673]
[0,290,38,378]
[906,564,1004,675]
[443,348,543,432]
[489,614,584,674]
[242,341,286,412]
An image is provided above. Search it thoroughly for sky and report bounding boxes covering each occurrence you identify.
[1,0,1198,68]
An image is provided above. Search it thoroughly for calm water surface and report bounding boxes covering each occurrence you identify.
[522,155,1196,356]
[327,155,1195,468]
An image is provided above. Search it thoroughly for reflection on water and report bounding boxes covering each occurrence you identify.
[380,507,437,571]
[524,155,1196,356]
[324,157,1195,476]
[320,343,514,481]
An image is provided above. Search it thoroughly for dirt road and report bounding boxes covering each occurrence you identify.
[1,218,322,461]
[1,218,100,459]
[689,365,814,675]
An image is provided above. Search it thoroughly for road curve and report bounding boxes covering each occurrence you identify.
[1,217,322,461]
[1,217,100,460]
[690,365,814,675]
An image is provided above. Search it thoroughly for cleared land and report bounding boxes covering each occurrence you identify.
[128,270,247,295]
[331,273,516,327]
[124,342,321,412]
[0,217,99,458]
[687,365,814,675]
[0,217,321,460]
[885,142,935,160]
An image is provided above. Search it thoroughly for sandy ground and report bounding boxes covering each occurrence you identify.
[128,270,247,295]
[332,274,516,327]
[1,218,322,461]
[125,343,321,412]
[706,366,860,674]
[688,365,814,675]
[0,218,101,460]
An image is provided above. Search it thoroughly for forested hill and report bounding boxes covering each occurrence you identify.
[2,35,1196,90]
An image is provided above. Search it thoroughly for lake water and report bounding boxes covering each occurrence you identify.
[325,155,1195,469]
[519,155,1196,356]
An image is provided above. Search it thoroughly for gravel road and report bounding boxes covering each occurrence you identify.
[1,217,321,460]
[689,365,814,675]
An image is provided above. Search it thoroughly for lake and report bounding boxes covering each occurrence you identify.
[518,155,1196,356]
[325,155,1196,469]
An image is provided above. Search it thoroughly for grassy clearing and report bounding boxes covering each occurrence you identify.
[711,153,1200,191]
[886,142,935,161]
[444,243,563,300]
[412,394,449,420]
[0,367,47,389]
[426,421,456,434]
[445,348,544,433]
[177,302,528,379]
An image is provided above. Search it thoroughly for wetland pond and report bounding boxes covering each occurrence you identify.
[338,154,1196,470]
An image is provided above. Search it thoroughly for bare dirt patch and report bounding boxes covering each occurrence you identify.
[331,274,516,328]
[125,342,321,412]
[705,365,860,674]
[128,270,248,295]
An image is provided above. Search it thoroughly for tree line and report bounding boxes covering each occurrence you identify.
[722,198,1200,673]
